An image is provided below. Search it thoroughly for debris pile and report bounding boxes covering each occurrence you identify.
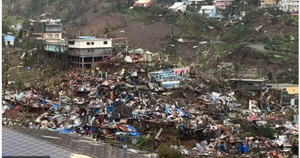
[2,63,298,157]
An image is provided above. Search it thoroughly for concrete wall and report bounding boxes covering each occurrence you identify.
[69,48,112,57]
[68,39,113,49]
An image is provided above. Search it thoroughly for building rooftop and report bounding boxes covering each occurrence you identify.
[169,2,186,9]
[200,5,216,10]
[78,36,96,39]
[229,78,266,82]
[268,83,298,88]
[68,38,113,41]
[135,0,151,3]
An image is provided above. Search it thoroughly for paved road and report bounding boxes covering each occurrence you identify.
[4,126,148,158]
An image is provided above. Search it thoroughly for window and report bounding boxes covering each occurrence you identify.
[91,42,94,45]
[91,49,94,52]
[87,42,90,45]
[88,49,90,52]
[248,83,253,86]
[55,34,59,38]
[68,41,75,45]
[104,41,108,45]
[254,83,259,87]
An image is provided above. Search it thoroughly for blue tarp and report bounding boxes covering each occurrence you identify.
[164,108,170,114]
[107,106,113,112]
[179,125,184,130]
[3,34,15,46]
[144,111,153,115]
[125,94,130,101]
[238,143,248,153]
[51,104,59,109]
[56,127,74,134]
[41,100,46,104]
[127,125,137,132]
[129,132,140,136]
[94,108,98,114]
[90,126,95,134]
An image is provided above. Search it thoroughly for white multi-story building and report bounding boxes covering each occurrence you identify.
[67,36,113,68]
[279,0,299,13]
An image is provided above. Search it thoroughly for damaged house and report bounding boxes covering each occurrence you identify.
[269,83,299,106]
[229,78,267,96]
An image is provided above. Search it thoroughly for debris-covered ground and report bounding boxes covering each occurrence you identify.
[2,49,299,158]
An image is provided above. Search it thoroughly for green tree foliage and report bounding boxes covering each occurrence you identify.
[157,144,183,158]
[133,134,151,150]
[259,125,276,139]
[28,0,49,16]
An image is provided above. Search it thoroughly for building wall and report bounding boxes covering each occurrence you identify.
[68,39,113,49]
[68,48,112,57]
[261,0,277,8]
[279,0,299,12]
[231,81,264,91]
[22,22,45,33]
[175,5,187,12]
[284,86,299,95]
[43,33,62,41]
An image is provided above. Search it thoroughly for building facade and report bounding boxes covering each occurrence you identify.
[214,0,235,10]
[22,19,62,43]
[169,2,187,12]
[67,36,113,68]
[199,5,217,18]
[260,0,277,8]
[229,78,267,91]
[188,0,206,7]
[279,0,299,13]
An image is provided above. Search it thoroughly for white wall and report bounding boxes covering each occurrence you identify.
[279,0,299,12]
[176,5,187,12]
[68,39,113,49]
[43,33,62,40]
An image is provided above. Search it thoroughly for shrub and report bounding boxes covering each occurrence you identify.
[259,124,276,139]
[157,144,183,158]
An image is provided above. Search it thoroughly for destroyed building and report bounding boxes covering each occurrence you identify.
[268,83,299,106]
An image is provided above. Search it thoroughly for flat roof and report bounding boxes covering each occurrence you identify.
[268,83,298,87]
[229,78,266,82]
[68,38,113,41]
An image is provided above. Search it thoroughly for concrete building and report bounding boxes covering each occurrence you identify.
[260,0,277,8]
[199,5,217,18]
[279,0,299,13]
[133,0,151,7]
[229,78,267,97]
[67,36,113,68]
[188,0,206,7]
[169,2,187,12]
[22,19,62,43]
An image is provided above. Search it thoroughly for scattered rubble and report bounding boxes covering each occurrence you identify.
[2,56,298,157]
